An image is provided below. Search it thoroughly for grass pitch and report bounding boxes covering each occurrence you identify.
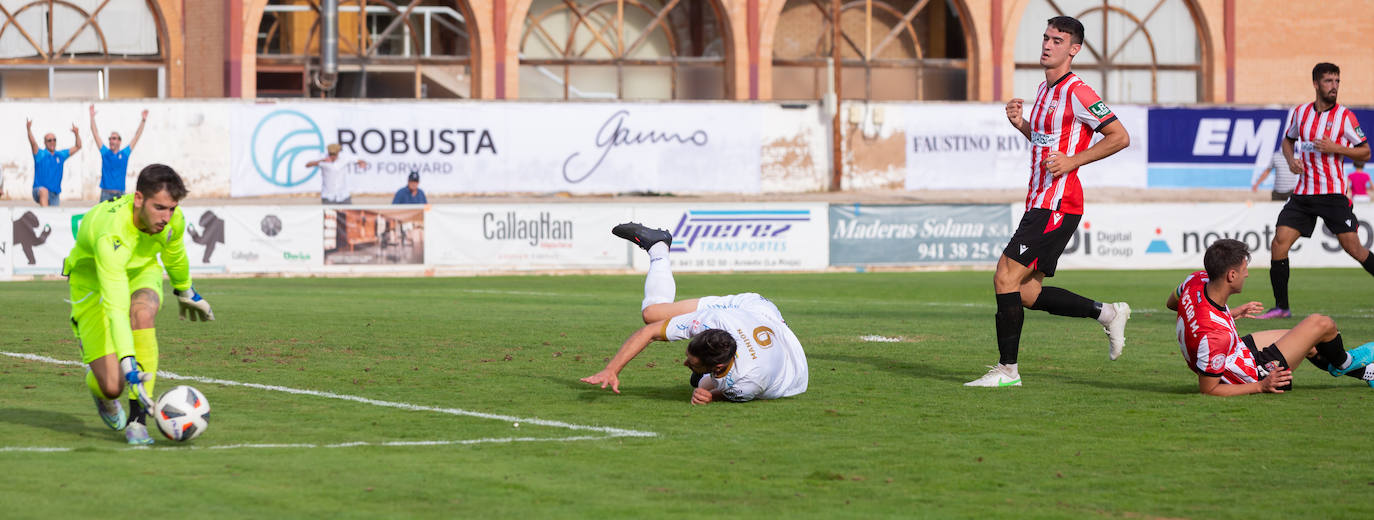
[1,269,1371,519]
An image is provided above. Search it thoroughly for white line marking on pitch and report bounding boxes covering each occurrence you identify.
[860,335,903,342]
[1,351,656,451]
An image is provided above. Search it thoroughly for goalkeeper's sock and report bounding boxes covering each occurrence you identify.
[128,399,146,424]
[641,242,676,310]
[131,329,159,397]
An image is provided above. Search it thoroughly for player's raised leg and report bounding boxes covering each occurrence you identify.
[613,222,696,323]
[1026,281,1130,361]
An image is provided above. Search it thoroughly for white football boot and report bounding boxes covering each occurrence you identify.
[125,421,154,446]
[1102,302,1131,361]
[964,364,1022,387]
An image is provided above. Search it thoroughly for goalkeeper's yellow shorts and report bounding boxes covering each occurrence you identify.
[69,265,164,364]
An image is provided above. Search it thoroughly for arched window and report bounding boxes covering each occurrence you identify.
[1013,0,1206,103]
[518,0,728,100]
[0,0,167,98]
[771,0,971,100]
[256,0,475,98]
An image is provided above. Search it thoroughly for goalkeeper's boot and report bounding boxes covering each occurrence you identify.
[93,395,127,431]
[612,222,672,251]
[1330,343,1374,377]
[125,421,154,446]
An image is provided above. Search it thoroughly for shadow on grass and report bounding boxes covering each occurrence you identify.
[809,352,971,384]
[543,374,694,403]
[0,406,101,436]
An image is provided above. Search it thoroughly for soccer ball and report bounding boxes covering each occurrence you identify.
[153,385,211,441]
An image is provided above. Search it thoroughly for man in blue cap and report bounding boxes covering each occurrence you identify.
[392,171,428,204]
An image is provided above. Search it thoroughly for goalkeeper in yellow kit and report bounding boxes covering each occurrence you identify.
[64,164,213,444]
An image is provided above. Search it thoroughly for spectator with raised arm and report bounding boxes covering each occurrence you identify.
[90,105,148,202]
[27,118,81,207]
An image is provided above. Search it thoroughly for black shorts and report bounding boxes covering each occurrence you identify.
[1003,209,1081,277]
[1242,334,1293,391]
[1276,194,1359,237]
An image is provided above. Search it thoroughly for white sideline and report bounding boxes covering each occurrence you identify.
[0,351,657,451]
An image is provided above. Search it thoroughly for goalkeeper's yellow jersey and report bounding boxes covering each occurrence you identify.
[64,195,191,354]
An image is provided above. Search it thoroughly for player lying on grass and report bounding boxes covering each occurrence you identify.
[580,223,808,404]
[64,164,214,444]
[1167,239,1374,396]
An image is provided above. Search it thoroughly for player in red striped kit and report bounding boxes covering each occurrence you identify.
[1258,62,1373,319]
[1168,239,1374,395]
[967,16,1132,387]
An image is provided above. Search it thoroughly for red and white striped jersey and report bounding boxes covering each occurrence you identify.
[1285,102,1368,196]
[1025,72,1117,215]
[1174,271,1259,384]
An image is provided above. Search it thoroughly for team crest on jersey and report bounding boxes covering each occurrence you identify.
[1088,101,1112,118]
[1046,99,1058,114]
[1209,353,1225,371]
[1325,121,1334,131]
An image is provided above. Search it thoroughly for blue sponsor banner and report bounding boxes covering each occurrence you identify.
[1147,107,1287,188]
[1148,107,1374,189]
[829,204,1012,266]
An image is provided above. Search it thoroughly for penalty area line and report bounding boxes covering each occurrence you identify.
[1,351,657,440]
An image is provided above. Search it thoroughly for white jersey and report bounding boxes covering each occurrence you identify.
[665,293,808,402]
[317,156,352,203]
[1269,148,1299,194]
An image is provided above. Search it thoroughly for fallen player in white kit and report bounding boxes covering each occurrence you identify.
[580,223,809,404]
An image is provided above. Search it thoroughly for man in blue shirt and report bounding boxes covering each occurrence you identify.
[90,104,149,202]
[27,118,82,207]
[392,171,428,204]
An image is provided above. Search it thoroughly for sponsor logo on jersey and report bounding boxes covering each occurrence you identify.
[1088,101,1112,118]
[753,326,775,349]
[1018,244,1028,255]
[1030,132,1058,147]
[1357,126,1366,139]
[1210,353,1225,371]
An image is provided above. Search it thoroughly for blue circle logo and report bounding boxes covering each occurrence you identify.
[251,110,325,187]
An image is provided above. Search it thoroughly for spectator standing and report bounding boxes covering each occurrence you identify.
[1253,145,1301,201]
[1349,161,1370,203]
[306,143,367,204]
[392,171,428,204]
[27,118,81,206]
[90,105,149,202]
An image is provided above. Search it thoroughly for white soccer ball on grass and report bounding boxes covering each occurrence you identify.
[153,385,211,442]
